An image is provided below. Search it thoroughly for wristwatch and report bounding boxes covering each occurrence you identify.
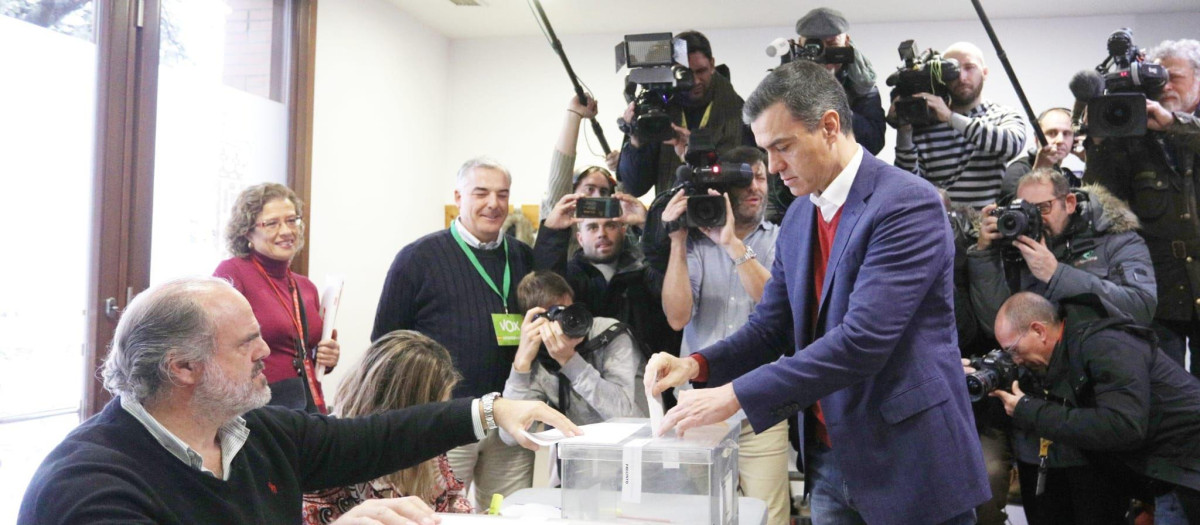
[733,246,757,266]
[481,392,501,431]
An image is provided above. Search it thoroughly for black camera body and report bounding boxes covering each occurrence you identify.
[616,33,695,144]
[966,349,1020,402]
[779,40,855,66]
[885,40,961,128]
[990,199,1044,244]
[575,198,622,219]
[535,304,593,339]
[667,131,754,229]
[1088,28,1169,138]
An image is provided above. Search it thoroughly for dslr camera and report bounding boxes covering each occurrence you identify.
[666,131,754,230]
[765,38,855,66]
[885,40,961,128]
[965,349,1020,402]
[615,33,695,144]
[990,199,1044,243]
[1087,28,1169,138]
[535,304,593,339]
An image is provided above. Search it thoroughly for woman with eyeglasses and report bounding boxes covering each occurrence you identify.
[214,183,340,413]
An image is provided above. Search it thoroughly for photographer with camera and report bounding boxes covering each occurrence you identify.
[541,95,620,221]
[1001,107,1084,200]
[981,292,1200,524]
[893,42,1028,209]
[504,270,647,429]
[1085,38,1200,376]
[535,190,681,362]
[617,31,750,198]
[967,169,1156,524]
[765,8,887,224]
[658,146,791,525]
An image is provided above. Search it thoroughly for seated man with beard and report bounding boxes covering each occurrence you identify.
[18,277,577,525]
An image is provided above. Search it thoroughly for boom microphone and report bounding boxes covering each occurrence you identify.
[1068,69,1105,127]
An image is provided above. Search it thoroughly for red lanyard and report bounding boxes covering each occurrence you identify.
[250,258,327,413]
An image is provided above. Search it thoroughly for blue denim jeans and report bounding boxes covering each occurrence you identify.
[807,442,976,525]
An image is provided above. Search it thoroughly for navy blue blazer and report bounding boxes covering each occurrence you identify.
[699,151,990,525]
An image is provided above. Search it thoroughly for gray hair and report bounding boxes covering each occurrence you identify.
[743,60,853,136]
[1148,39,1200,72]
[101,277,230,404]
[945,42,986,67]
[224,183,306,258]
[456,157,512,191]
[1000,292,1060,332]
[1017,168,1070,198]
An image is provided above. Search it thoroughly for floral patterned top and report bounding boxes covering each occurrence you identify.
[301,454,472,523]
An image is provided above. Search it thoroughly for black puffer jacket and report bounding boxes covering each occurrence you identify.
[1012,314,1200,492]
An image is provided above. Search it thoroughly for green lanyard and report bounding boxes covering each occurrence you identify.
[450,223,512,314]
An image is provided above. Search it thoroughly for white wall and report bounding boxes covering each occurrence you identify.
[308,0,450,397]
[443,11,1200,205]
[308,7,1200,399]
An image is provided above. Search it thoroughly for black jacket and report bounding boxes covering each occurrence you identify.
[533,222,681,358]
[1012,315,1200,492]
[1084,109,1200,321]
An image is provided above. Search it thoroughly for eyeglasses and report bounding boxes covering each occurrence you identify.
[255,215,303,233]
[1001,328,1030,357]
[1026,196,1064,215]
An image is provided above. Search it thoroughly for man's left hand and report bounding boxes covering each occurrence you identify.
[541,320,583,367]
[990,380,1025,416]
[920,93,953,123]
[657,384,741,437]
[698,190,739,255]
[1015,235,1058,283]
[614,192,647,227]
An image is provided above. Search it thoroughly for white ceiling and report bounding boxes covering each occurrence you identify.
[386,0,1200,39]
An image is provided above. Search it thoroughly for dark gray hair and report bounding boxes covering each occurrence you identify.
[1149,39,1200,72]
[456,157,512,191]
[743,59,853,135]
[224,183,306,258]
[101,277,229,404]
[1017,168,1070,198]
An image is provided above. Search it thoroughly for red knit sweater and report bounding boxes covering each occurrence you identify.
[214,252,324,395]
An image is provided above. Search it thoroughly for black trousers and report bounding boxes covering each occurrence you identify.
[1016,460,1128,525]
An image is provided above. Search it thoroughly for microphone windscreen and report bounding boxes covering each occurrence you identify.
[1069,70,1104,102]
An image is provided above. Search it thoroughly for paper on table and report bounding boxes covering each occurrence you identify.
[520,422,644,447]
[648,393,665,436]
[316,275,344,382]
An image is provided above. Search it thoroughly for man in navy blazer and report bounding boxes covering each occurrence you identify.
[648,60,990,524]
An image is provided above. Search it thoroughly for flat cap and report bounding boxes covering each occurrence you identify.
[796,8,849,39]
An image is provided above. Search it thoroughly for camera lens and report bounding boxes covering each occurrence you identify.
[996,212,1026,239]
[1103,101,1133,127]
[965,370,998,402]
[554,304,593,339]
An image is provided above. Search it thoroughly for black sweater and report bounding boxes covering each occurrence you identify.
[372,229,534,398]
[18,397,476,525]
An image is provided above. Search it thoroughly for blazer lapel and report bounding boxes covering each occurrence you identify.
[790,198,816,347]
[817,153,879,320]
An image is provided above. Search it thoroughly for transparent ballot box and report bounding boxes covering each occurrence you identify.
[558,419,739,524]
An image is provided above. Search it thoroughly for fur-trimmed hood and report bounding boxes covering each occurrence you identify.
[1075,183,1140,235]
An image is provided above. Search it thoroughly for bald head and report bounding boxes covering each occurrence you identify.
[945,42,986,67]
[997,292,1059,336]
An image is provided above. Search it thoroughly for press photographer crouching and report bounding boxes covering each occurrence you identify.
[966,168,1156,524]
[978,292,1200,524]
[1083,37,1200,375]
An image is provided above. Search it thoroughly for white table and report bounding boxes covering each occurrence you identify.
[502,487,767,525]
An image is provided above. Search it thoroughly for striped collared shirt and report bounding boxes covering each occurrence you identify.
[120,396,251,481]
